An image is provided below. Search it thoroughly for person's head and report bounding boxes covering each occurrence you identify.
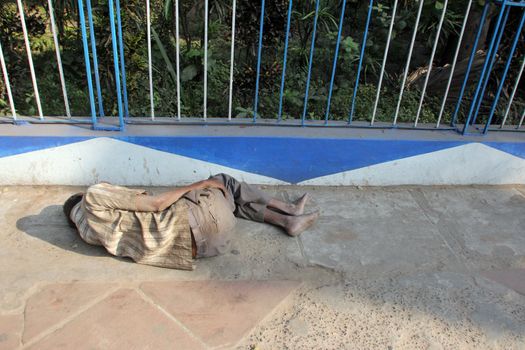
[63,193,84,228]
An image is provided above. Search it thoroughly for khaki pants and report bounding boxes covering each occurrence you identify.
[184,174,271,258]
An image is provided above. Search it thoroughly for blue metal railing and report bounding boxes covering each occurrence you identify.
[0,0,524,133]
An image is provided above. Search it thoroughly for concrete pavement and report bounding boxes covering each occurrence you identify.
[1,185,524,349]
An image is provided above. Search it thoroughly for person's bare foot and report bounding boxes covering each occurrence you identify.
[293,193,310,216]
[286,211,320,237]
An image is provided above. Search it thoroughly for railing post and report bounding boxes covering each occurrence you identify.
[414,0,448,127]
[228,0,237,121]
[324,0,347,124]
[115,0,129,119]
[393,0,425,126]
[0,39,17,120]
[483,9,525,134]
[301,0,321,126]
[146,0,154,120]
[462,3,509,134]
[371,0,398,125]
[500,56,525,128]
[450,2,490,127]
[348,0,373,124]
[77,0,97,126]
[277,0,293,123]
[253,0,265,122]
[16,0,44,119]
[108,0,124,129]
[47,0,71,118]
[85,0,104,117]
[437,0,473,128]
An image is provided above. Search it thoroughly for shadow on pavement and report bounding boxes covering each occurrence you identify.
[16,204,107,257]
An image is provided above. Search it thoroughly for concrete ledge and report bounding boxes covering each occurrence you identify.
[0,124,524,186]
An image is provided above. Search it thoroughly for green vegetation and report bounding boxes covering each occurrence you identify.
[0,0,523,125]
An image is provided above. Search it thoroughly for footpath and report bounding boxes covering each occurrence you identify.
[1,185,524,349]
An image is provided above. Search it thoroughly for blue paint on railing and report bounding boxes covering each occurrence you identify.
[277,0,293,123]
[462,5,508,134]
[325,0,347,124]
[468,6,510,127]
[349,0,373,124]
[483,10,525,134]
[108,0,124,130]
[451,2,490,127]
[85,0,105,117]
[77,0,97,125]
[115,0,129,119]
[302,0,321,126]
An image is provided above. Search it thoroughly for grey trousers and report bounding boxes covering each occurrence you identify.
[209,173,271,223]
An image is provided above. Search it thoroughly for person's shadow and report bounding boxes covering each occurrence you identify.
[17,205,107,257]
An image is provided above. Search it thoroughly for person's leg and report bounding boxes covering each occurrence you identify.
[210,173,310,220]
[267,193,309,216]
[210,173,270,222]
[263,208,320,237]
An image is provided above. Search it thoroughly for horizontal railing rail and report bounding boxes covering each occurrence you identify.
[0,0,524,134]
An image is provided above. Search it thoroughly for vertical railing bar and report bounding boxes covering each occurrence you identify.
[85,0,104,117]
[518,109,525,129]
[301,0,321,126]
[414,0,448,127]
[203,0,208,120]
[450,2,489,126]
[253,0,265,122]
[77,0,97,126]
[0,40,17,120]
[483,11,525,134]
[469,6,510,126]
[324,0,347,124]
[436,0,473,128]
[501,56,525,128]
[349,0,373,124]
[277,0,293,123]
[462,5,508,134]
[16,0,44,119]
[115,0,129,118]
[393,0,425,126]
[48,0,71,118]
[146,0,154,120]
[227,0,237,121]
[108,0,124,128]
[175,0,181,120]
[371,0,398,125]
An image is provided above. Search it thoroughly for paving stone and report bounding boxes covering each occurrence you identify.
[140,280,299,348]
[22,282,116,343]
[300,189,460,277]
[481,269,525,296]
[0,314,23,350]
[27,289,204,350]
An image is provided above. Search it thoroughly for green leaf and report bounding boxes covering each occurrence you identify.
[397,20,407,30]
[435,2,444,10]
[181,65,198,82]
[151,27,178,84]
[163,0,172,20]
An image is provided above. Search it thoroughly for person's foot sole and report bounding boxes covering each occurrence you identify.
[286,211,320,237]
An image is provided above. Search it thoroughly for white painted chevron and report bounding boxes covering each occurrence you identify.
[299,143,525,186]
[0,137,287,186]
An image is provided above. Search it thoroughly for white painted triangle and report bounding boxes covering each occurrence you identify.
[0,137,288,185]
[299,143,525,186]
